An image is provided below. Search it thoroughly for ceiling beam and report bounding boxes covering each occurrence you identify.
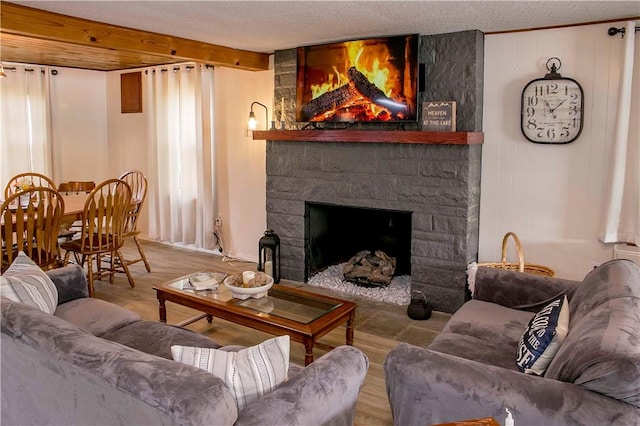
[0,2,270,71]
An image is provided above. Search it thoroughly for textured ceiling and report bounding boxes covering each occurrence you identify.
[9,1,640,53]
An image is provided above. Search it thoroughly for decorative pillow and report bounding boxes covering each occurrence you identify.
[0,251,58,314]
[516,295,569,375]
[171,335,290,409]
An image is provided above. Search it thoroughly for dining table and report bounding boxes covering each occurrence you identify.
[61,194,141,218]
[2,192,140,228]
[1,193,85,225]
[59,194,87,222]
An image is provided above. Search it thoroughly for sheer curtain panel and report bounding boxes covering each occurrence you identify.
[599,21,640,246]
[145,64,217,249]
[0,65,53,187]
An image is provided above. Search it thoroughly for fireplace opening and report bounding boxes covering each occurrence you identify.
[304,202,412,282]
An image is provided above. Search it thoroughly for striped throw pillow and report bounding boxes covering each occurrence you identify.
[171,335,290,409]
[1,252,58,314]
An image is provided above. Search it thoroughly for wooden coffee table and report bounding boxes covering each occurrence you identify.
[153,273,357,365]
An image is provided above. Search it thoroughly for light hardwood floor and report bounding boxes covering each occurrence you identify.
[91,240,450,426]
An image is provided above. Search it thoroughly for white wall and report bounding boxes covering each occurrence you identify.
[480,21,635,280]
[213,65,273,261]
[105,68,150,238]
[104,64,273,261]
[50,67,109,184]
[105,70,149,180]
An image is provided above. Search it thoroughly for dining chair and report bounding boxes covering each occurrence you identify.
[0,186,66,273]
[4,172,57,199]
[116,170,151,272]
[57,181,96,195]
[60,179,134,296]
[57,181,96,242]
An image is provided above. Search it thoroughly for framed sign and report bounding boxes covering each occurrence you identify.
[421,101,456,132]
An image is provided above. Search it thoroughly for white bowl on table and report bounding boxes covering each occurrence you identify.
[223,272,274,300]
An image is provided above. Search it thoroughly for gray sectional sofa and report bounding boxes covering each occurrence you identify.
[384,259,640,426]
[1,264,369,425]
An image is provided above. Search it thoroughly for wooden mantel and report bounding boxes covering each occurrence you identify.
[252,130,483,145]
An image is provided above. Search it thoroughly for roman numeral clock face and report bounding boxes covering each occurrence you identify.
[521,77,584,144]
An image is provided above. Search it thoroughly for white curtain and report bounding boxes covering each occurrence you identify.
[600,21,640,246]
[145,63,217,249]
[0,65,53,189]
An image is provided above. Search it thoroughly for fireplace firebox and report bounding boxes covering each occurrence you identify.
[305,202,412,281]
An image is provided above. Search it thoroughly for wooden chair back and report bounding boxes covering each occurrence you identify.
[4,173,57,199]
[75,179,132,254]
[1,187,65,272]
[118,170,147,237]
[58,181,96,195]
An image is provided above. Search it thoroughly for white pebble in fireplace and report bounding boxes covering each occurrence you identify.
[308,263,411,305]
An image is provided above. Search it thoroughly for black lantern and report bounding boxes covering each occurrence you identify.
[257,229,280,283]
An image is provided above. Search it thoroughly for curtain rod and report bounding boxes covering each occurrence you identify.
[608,26,640,37]
[1,66,58,75]
[144,64,213,74]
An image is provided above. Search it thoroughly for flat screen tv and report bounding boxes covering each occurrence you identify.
[296,34,419,123]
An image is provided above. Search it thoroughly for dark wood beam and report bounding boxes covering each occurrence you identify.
[0,2,270,71]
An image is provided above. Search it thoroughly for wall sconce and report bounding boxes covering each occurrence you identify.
[0,65,6,78]
[248,101,268,130]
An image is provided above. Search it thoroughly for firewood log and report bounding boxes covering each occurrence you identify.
[300,84,359,121]
[343,250,396,288]
[347,67,407,114]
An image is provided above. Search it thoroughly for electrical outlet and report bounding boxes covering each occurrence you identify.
[215,215,222,227]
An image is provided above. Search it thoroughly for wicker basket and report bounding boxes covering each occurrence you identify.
[478,232,555,277]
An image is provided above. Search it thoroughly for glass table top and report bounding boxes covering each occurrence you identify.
[167,275,342,324]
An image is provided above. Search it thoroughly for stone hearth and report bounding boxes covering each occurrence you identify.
[264,30,483,313]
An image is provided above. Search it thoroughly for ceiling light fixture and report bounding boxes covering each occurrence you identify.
[248,101,268,131]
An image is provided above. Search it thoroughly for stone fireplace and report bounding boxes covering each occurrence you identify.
[264,30,483,313]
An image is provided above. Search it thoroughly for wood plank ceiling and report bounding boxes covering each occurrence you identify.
[0,2,270,71]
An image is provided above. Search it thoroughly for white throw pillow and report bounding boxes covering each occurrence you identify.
[516,295,570,375]
[171,335,290,409]
[0,251,58,314]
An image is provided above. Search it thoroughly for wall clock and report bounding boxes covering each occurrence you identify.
[520,58,584,144]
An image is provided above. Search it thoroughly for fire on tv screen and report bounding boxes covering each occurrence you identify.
[296,34,419,123]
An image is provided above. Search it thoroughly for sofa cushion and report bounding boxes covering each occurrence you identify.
[516,295,569,375]
[54,298,141,336]
[568,259,640,325]
[429,332,522,372]
[544,259,640,408]
[45,264,89,304]
[172,335,290,409]
[440,299,534,345]
[102,320,221,359]
[426,300,535,372]
[0,252,58,314]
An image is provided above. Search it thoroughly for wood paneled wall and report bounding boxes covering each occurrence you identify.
[480,21,637,279]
